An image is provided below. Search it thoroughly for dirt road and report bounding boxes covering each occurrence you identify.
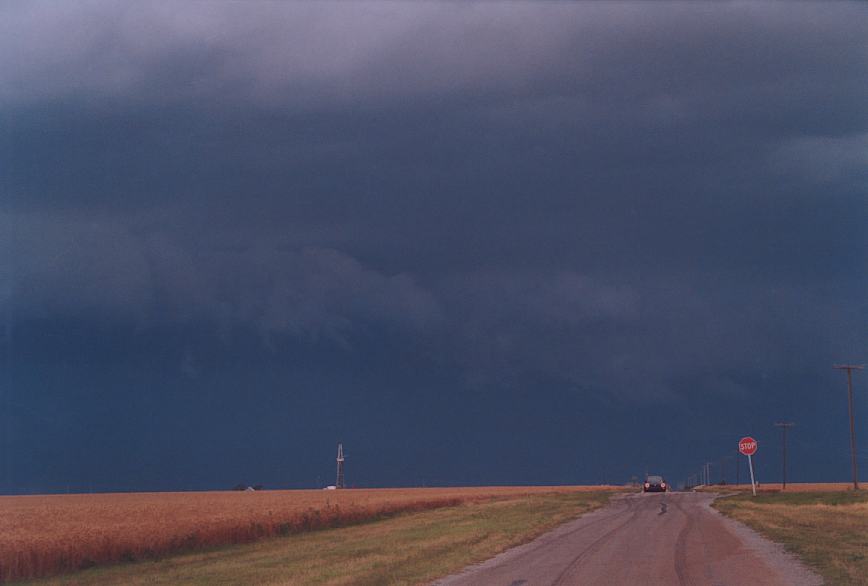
[436,492,821,586]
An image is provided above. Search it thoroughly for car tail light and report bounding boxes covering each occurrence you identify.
[644,483,650,488]
[661,483,666,488]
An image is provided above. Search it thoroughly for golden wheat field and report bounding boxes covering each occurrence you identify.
[0,485,614,583]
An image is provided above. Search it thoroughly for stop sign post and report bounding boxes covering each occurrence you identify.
[739,436,758,496]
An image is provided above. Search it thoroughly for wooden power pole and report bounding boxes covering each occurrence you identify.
[833,365,863,491]
[774,422,795,490]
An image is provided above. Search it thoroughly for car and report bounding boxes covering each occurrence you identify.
[643,475,668,492]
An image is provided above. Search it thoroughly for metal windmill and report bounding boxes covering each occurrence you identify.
[336,442,345,489]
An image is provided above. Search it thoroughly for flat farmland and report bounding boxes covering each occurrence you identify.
[703,482,858,493]
[769,482,860,491]
[0,485,617,583]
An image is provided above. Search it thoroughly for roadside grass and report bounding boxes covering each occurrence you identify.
[713,490,868,585]
[697,482,855,493]
[21,490,617,586]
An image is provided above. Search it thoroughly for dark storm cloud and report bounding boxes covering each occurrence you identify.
[2,0,867,404]
[5,1,866,120]
[4,211,440,342]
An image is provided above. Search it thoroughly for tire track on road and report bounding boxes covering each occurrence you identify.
[672,497,695,585]
[437,492,821,586]
[550,497,644,586]
[434,494,641,586]
[482,495,636,567]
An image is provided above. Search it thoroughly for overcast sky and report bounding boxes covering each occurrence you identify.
[2,1,867,492]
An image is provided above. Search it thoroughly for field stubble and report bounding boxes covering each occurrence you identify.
[0,485,615,583]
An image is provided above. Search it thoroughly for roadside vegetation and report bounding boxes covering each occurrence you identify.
[713,490,868,585]
[17,490,616,585]
[698,482,855,493]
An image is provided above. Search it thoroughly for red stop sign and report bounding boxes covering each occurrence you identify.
[739,436,758,456]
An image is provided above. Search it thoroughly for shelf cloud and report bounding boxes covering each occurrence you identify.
[2,1,866,490]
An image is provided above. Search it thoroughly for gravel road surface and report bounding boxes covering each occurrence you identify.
[436,491,821,586]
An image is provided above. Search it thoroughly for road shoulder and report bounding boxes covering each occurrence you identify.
[434,494,634,585]
[707,493,823,586]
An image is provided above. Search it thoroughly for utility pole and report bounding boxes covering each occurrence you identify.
[705,462,713,486]
[834,365,864,490]
[774,422,795,490]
